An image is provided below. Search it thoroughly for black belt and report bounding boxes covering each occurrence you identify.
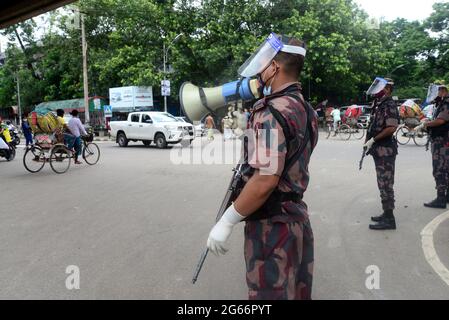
[278,192,303,203]
[245,191,303,222]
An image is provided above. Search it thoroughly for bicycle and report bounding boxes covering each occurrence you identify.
[395,124,428,147]
[346,118,366,140]
[326,121,349,140]
[326,120,364,140]
[23,133,100,174]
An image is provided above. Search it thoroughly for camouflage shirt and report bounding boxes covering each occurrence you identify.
[243,82,319,221]
[432,97,449,142]
[368,96,400,157]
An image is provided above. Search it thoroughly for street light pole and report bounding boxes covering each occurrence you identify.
[162,33,182,113]
[16,72,22,127]
[387,64,406,78]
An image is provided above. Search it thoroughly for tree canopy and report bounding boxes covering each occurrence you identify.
[1,0,448,111]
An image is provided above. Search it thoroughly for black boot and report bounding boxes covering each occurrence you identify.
[369,210,396,230]
[446,190,449,203]
[369,217,396,230]
[424,195,447,209]
[371,213,385,222]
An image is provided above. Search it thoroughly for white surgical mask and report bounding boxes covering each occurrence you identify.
[263,85,272,96]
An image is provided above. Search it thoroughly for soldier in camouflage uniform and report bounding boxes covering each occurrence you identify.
[416,84,449,208]
[206,34,318,300]
[364,78,400,230]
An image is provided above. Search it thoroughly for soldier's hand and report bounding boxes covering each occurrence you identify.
[207,204,244,256]
[363,138,375,150]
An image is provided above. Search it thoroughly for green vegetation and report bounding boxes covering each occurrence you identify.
[1,0,449,110]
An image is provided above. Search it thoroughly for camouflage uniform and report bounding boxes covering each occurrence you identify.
[367,97,400,211]
[243,82,318,300]
[429,97,449,197]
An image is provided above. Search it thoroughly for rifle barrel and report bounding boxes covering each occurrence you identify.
[192,248,209,284]
[191,164,243,284]
[359,147,367,171]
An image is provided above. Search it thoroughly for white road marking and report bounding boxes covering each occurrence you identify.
[421,210,449,286]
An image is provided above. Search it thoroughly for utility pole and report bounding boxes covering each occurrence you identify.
[163,42,167,113]
[81,13,90,124]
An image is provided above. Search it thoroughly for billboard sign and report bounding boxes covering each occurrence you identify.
[109,86,153,111]
[134,86,154,107]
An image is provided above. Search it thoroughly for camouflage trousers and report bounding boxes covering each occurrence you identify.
[431,138,449,195]
[373,155,396,211]
[244,217,314,300]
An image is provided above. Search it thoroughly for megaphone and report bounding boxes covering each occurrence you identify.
[180,78,260,122]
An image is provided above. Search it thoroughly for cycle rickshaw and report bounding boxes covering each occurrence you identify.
[326,105,365,140]
[395,99,428,147]
[23,130,100,174]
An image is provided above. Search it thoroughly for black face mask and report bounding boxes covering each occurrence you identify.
[256,74,265,97]
[256,66,278,98]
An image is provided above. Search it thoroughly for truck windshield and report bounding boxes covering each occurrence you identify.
[151,113,178,123]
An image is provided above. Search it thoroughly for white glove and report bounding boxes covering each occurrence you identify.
[207,204,244,256]
[363,138,375,150]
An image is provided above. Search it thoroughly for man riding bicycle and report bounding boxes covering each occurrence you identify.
[67,110,87,165]
[331,107,341,135]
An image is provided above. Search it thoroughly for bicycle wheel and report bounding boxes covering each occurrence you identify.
[396,127,411,145]
[413,130,429,147]
[352,124,365,140]
[50,145,72,174]
[83,143,100,165]
[338,124,351,140]
[23,145,46,173]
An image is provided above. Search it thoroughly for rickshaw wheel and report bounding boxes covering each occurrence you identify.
[83,142,100,165]
[396,126,411,145]
[413,131,429,147]
[49,144,72,174]
[338,124,351,140]
[23,145,46,173]
[352,123,365,140]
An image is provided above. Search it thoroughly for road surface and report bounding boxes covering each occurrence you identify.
[0,135,448,299]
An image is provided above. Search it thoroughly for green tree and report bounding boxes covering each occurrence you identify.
[1,0,448,111]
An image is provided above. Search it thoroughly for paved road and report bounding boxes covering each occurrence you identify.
[0,136,448,299]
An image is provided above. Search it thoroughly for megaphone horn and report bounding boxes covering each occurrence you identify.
[180,78,260,122]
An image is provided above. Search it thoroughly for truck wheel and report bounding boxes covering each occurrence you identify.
[142,140,151,147]
[117,133,128,147]
[155,134,167,149]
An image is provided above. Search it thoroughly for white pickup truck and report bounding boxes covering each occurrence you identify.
[109,112,195,148]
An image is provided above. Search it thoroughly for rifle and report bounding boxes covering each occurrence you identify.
[359,146,368,171]
[192,163,245,284]
[360,106,374,171]
[425,127,431,151]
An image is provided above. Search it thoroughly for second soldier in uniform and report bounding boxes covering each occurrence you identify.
[364,78,400,230]
[206,33,318,300]
[416,83,449,208]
